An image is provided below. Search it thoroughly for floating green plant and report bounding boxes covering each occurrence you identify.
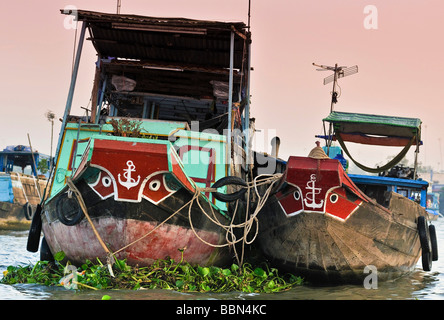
[1,250,303,293]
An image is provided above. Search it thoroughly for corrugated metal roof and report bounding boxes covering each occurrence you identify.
[64,10,250,70]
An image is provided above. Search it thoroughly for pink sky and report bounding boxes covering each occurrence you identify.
[1,0,443,174]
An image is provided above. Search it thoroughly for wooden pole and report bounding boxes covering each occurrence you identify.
[227,31,234,175]
[54,22,86,166]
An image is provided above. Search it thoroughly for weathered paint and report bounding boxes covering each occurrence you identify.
[276,156,366,221]
[258,156,427,283]
[49,121,227,211]
[42,216,228,266]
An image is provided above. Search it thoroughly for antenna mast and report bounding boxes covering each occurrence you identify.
[117,0,121,14]
[247,0,251,30]
[313,62,358,152]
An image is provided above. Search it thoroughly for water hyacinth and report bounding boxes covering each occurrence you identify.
[1,249,303,293]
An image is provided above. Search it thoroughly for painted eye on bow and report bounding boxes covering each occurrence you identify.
[149,179,161,191]
[329,193,338,203]
[102,176,112,187]
[141,173,177,205]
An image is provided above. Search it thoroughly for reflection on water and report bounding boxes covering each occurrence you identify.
[1,220,444,300]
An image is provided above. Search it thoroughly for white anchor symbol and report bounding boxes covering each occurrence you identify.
[304,174,324,209]
[118,160,141,190]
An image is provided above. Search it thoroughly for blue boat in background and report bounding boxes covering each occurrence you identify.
[0,145,49,230]
[426,192,441,220]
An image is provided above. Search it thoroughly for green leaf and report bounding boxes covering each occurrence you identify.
[253,267,266,278]
[198,267,210,277]
[101,295,111,300]
[54,251,66,262]
[267,280,276,289]
[222,269,231,276]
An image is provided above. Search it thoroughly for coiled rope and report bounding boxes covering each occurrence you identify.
[65,173,282,275]
[189,173,283,265]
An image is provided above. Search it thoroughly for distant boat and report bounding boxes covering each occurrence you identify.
[27,10,253,267]
[426,192,441,221]
[256,111,438,283]
[0,145,48,230]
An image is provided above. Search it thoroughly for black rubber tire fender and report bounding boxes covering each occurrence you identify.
[417,215,432,271]
[429,224,438,261]
[26,204,42,253]
[40,236,54,262]
[211,176,247,203]
[23,202,33,220]
[417,216,431,254]
[422,251,432,271]
[56,192,84,226]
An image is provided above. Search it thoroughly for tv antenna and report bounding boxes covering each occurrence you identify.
[312,63,358,112]
[313,62,358,153]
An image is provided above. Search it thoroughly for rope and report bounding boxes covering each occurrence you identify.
[188,173,282,265]
[65,173,283,273]
[66,178,115,276]
[15,173,28,203]
[32,175,42,201]
[112,195,197,255]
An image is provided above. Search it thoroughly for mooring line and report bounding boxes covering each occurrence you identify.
[65,173,282,274]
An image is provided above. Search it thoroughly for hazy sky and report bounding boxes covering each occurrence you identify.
[1,0,443,173]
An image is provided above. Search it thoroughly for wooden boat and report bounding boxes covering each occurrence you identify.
[0,145,48,230]
[256,111,438,283]
[27,10,253,267]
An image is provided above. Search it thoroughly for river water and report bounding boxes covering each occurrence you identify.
[1,219,444,301]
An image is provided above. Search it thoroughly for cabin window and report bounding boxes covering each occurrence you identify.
[397,189,408,198]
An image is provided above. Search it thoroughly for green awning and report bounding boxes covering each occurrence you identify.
[323,111,421,139]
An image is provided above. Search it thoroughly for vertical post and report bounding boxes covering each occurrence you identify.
[413,132,420,180]
[27,134,39,179]
[117,0,121,14]
[330,63,338,113]
[90,58,101,123]
[150,102,156,119]
[327,63,338,155]
[245,36,251,168]
[142,99,148,119]
[54,22,86,166]
[50,117,54,172]
[95,76,107,124]
[227,31,234,175]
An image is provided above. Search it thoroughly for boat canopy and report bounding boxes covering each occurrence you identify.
[0,146,41,176]
[322,111,421,147]
[320,111,422,174]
